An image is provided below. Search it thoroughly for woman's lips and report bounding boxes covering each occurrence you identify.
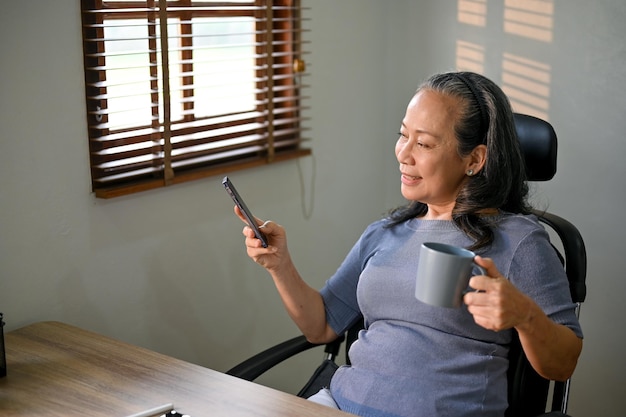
[401,173,421,185]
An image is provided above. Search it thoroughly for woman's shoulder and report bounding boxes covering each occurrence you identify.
[497,211,542,229]
[494,211,550,243]
[361,217,393,237]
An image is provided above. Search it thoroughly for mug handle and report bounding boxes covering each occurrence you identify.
[472,263,487,276]
[463,263,487,294]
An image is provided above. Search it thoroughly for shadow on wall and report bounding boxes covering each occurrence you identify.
[456,0,554,121]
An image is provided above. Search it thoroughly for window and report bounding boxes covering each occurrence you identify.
[81,0,309,198]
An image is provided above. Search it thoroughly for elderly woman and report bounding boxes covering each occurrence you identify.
[233,71,583,417]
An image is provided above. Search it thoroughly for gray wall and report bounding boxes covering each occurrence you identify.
[1,1,623,416]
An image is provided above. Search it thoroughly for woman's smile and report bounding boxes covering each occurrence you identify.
[400,172,421,185]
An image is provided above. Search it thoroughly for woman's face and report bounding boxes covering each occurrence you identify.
[396,90,475,216]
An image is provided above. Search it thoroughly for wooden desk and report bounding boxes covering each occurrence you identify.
[0,322,351,417]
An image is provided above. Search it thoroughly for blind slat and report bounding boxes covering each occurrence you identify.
[92,123,303,169]
[93,148,312,199]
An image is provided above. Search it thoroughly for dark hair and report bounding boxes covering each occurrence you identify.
[387,71,531,251]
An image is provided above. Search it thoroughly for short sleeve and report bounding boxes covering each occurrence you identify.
[319,221,385,335]
[506,225,583,338]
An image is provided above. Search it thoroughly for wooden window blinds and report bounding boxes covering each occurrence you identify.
[81,0,309,198]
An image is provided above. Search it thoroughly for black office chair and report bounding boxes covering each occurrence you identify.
[227,114,587,417]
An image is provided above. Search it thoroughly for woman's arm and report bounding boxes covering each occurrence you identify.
[464,256,582,381]
[235,206,338,344]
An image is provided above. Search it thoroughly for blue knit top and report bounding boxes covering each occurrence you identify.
[320,213,583,417]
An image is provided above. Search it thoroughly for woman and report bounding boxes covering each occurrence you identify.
[233,71,583,417]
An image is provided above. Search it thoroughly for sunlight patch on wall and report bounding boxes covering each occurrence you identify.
[458,0,487,27]
[504,0,554,42]
[456,40,485,73]
[501,53,551,120]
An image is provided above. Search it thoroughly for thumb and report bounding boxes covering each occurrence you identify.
[473,255,499,279]
[258,220,274,231]
[234,205,265,227]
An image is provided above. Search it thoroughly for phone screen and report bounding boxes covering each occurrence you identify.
[222,176,268,248]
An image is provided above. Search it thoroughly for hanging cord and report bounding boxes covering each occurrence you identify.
[292,0,312,220]
[297,155,316,220]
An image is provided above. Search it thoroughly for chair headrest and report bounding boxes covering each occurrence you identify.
[514,113,558,181]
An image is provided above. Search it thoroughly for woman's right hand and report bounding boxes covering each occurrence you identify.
[234,205,337,344]
[234,206,289,271]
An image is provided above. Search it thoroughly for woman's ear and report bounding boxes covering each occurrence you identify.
[468,144,487,174]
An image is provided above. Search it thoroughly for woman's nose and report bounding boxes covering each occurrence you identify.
[396,140,413,164]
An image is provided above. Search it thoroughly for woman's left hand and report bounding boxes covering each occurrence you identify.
[463,255,534,332]
[464,255,582,381]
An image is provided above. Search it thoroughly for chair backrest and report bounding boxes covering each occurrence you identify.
[513,113,586,305]
[505,114,587,416]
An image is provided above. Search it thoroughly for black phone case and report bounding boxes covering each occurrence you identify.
[222,177,268,248]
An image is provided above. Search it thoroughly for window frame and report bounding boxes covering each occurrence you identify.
[81,0,309,198]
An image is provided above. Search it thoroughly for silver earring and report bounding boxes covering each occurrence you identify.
[466,169,474,176]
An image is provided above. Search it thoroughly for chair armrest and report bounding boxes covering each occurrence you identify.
[226,335,319,381]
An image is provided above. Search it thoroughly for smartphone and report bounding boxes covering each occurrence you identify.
[222,176,269,248]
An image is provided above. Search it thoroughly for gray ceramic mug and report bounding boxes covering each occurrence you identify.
[415,242,486,308]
